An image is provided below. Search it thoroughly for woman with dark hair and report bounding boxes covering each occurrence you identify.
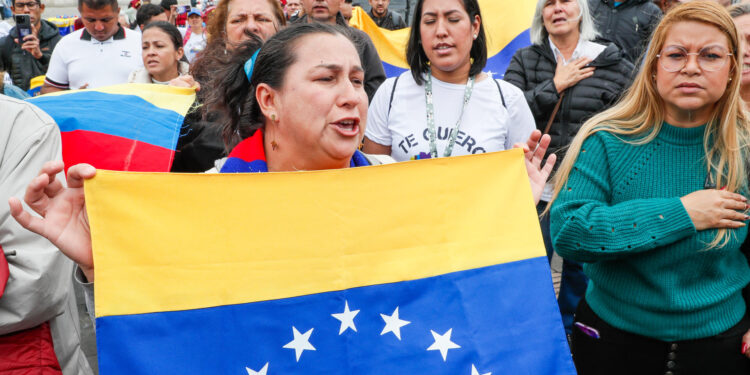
[10,22,556,286]
[128,21,191,84]
[362,0,539,164]
[177,0,286,173]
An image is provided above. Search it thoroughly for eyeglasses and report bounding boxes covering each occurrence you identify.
[657,45,733,72]
[14,1,39,9]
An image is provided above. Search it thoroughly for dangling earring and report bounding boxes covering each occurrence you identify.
[473,34,477,40]
[470,57,474,64]
[270,114,279,150]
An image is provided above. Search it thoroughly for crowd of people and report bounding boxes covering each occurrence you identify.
[3,0,750,373]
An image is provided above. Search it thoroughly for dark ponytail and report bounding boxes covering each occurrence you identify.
[203,23,357,150]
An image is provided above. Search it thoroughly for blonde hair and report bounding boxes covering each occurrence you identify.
[547,1,749,248]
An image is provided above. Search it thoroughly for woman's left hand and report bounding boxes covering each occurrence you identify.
[742,329,750,358]
[514,130,556,205]
[168,75,201,91]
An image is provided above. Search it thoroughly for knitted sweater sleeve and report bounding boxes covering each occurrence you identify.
[550,132,697,263]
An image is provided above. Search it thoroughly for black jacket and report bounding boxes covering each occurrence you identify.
[294,13,386,102]
[503,41,634,162]
[0,19,61,91]
[588,0,662,64]
[368,9,406,30]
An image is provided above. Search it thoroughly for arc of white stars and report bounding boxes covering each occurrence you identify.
[471,364,491,375]
[245,363,268,375]
[380,306,411,340]
[283,326,316,362]
[331,300,360,334]
[426,328,461,361]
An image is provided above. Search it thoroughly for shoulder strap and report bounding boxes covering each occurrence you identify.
[183,28,191,45]
[387,74,401,117]
[493,79,506,109]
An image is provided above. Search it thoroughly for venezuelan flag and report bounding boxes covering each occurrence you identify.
[26,75,45,97]
[350,0,533,78]
[28,84,195,172]
[86,150,575,374]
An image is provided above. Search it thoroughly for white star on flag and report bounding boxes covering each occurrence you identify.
[427,328,461,361]
[471,364,491,375]
[380,307,411,340]
[331,300,360,334]
[245,363,268,375]
[283,326,316,362]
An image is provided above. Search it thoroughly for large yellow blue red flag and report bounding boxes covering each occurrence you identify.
[86,150,576,374]
[350,0,533,77]
[28,84,195,172]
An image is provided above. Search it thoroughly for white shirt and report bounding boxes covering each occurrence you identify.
[548,37,606,66]
[183,30,206,62]
[45,27,142,90]
[366,71,536,162]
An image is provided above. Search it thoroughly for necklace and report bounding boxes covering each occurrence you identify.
[423,69,475,158]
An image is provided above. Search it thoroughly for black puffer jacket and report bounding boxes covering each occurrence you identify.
[503,41,634,162]
[588,0,662,64]
[0,20,61,91]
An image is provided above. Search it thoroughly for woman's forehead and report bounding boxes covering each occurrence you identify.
[663,21,730,48]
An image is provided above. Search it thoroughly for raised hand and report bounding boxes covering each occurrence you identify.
[8,162,97,281]
[553,56,595,93]
[514,129,557,205]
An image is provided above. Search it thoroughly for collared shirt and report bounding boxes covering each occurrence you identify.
[548,37,606,66]
[45,26,142,90]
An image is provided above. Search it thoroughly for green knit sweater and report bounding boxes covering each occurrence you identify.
[550,122,750,341]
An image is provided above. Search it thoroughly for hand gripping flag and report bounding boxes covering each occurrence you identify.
[350,0,533,78]
[28,84,196,172]
[86,150,576,375]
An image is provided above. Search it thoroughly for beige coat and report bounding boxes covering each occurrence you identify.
[0,96,93,375]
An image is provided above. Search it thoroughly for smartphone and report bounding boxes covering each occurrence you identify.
[176,5,191,14]
[14,14,31,40]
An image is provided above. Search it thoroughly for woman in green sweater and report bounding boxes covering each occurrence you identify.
[549,2,750,374]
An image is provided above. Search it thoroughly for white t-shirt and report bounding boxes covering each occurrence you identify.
[44,27,142,90]
[183,31,206,62]
[366,72,536,161]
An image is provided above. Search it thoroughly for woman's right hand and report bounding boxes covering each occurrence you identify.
[680,189,749,230]
[8,162,97,281]
[553,56,595,93]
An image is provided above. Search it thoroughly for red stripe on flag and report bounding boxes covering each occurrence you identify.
[61,130,175,173]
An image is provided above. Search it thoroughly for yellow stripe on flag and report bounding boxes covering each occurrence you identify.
[86,150,545,317]
[39,83,196,115]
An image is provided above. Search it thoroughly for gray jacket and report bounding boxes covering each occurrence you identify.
[588,0,662,64]
[0,96,93,375]
[0,19,61,91]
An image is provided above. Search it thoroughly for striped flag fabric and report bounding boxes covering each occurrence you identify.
[28,84,195,172]
[349,0,533,78]
[85,149,576,374]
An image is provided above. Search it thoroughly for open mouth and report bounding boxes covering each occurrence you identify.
[552,17,566,24]
[331,118,360,136]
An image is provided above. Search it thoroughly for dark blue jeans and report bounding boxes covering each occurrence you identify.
[538,202,588,335]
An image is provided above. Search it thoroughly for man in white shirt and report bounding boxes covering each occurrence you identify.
[41,0,141,93]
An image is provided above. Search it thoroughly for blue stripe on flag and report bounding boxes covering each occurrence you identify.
[486,29,531,79]
[30,91,183,150]
[96,257,575,375]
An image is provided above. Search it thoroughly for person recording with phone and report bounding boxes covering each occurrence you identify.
[0,0,60,91]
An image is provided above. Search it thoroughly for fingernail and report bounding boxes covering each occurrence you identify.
[720,186,727,190]
[741,343,748,354]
